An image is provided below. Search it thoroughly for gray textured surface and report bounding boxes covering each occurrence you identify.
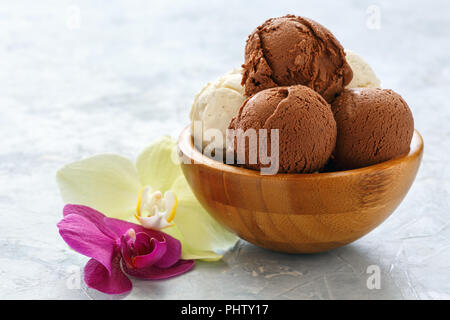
[1,0,449,300]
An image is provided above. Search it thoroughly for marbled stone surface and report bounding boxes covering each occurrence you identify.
[1,0,449,300]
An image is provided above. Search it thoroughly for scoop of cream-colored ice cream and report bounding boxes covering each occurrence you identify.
[345,50,381,88]
[190,68,246,152]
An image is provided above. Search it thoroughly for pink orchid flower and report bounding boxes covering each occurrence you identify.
[57,204,194,294]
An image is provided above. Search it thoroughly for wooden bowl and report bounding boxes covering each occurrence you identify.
[178,127,423,253]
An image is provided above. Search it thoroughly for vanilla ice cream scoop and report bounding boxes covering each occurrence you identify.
[345,50,381,88]
[190,68,246,152]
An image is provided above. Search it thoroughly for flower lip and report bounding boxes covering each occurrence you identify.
[135,187,177,230]
[121,229,169,270]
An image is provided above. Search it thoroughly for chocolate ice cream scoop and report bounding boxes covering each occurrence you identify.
[242,15,353,103]
[331,88,414,170]
[228,85,337,174]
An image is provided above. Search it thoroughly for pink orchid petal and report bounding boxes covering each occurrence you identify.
[58,214,116,274]
[132,235,167,269]
[153,239,181,269]
[84,255,132,295]
[123,259,195,280]
[105,217,181,268]
[63,204,117,240]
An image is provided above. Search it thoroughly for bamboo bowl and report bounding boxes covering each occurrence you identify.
[178,127,423,253]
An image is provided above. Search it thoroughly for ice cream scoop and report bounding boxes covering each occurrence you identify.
[190,68,246,152]
[241,15,353,103]
[331,88,414,170]
[345,50,381,88]
[228,85,337,174]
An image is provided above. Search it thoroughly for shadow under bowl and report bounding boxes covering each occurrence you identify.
[178,127,424,253]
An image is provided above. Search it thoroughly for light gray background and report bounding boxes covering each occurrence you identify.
[1,0,449,300]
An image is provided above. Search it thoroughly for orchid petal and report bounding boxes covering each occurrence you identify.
[57,154,141,220]
[84,255,132,295]
[123,259,194,280]
[152,234,181,269]
[63,204,118,240]
[163,225,224,261]
[104,217,181,268]
[166,176,238,261]
[135,136,181,193]
[58,213,116,274]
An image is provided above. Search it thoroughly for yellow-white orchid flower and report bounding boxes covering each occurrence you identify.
[56,136,238,261]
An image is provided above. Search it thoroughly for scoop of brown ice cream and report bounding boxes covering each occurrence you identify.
[331,88,414,170]
[242,15,353,103]
[228,85,337,173]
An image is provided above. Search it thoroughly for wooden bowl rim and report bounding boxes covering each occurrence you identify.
[178,126,424,180]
